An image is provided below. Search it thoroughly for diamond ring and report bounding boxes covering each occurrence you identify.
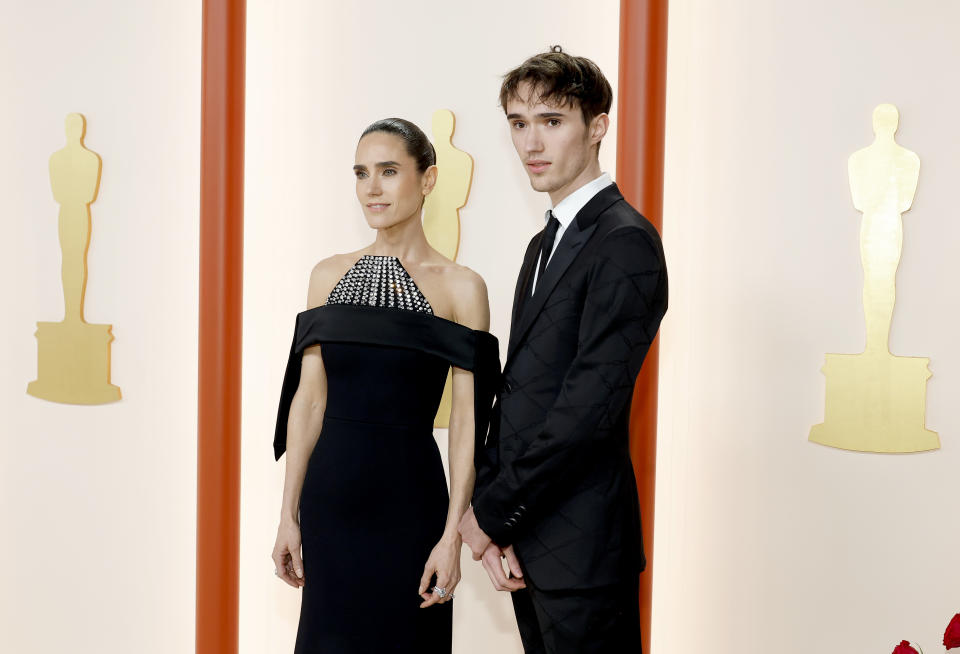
[431,585,454,599]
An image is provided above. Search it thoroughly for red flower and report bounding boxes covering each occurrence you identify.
[945,613,960,650]
[892,641,919,654]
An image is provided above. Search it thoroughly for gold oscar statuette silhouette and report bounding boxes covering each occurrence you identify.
[422,109,474,427]
[809,104,938,452]
[27,113,121,404]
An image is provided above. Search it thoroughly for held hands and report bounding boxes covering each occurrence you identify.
[458,506,525,592]
[419,534,461,608]
[481,543,525,592]
[457,506,492,560]
[272,519,305,589]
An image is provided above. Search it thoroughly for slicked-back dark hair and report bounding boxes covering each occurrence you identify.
[360,117,436,173]
[499,46,613,126]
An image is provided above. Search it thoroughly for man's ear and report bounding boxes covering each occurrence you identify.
[590,113,610,148]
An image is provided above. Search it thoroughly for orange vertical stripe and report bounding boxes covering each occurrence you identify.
[197,1,245,653]
[617,1,668,653]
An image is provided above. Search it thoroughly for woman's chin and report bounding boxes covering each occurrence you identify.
[362,215,389,229]
[363,213,410,231]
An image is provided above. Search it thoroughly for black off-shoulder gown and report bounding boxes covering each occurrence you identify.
[274,256,500,654]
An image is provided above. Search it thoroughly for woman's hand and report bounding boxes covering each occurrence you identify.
[418,534,462,607]
[272,519,305,589]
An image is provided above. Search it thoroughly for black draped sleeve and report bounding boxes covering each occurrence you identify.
[273,304,501,462]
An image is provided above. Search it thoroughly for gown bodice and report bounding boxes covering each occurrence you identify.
[274,255,501,459]
[320,343,449,429]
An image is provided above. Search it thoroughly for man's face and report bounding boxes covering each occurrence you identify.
[505,81,601,200]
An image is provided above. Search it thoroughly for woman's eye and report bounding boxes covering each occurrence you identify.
[355,171,367,179]
[383,169,396,176]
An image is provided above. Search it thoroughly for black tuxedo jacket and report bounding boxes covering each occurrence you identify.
[473,183,667,590]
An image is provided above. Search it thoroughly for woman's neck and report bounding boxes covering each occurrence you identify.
[368,211,431,262]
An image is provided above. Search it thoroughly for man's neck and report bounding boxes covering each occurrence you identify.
[548,161,604,207]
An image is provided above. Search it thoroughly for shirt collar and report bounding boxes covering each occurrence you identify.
[545,172,614,227]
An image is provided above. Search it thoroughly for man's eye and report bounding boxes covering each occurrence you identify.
[383,169,397,176]
[355,171,367,179]
[512,121,526,129]
[547,119,561,127]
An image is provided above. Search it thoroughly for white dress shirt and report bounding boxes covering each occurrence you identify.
[531,172,613,294]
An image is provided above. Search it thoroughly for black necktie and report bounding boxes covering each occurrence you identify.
[533,211,561,295]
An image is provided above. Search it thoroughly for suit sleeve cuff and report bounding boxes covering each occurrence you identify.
[473,493,528,546]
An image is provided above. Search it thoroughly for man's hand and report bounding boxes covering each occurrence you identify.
[457,506,492,560]
[481,543,525,592]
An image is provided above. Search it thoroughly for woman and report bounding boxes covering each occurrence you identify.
[271,118,500,653]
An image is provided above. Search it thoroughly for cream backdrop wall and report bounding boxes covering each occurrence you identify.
[241,1,619,652]
[655,1,960,653]
[0,1,200,653]
[6,2,958,654]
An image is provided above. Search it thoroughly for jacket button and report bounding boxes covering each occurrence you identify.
[503,381,513,393]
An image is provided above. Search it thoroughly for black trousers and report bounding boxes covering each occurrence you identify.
[511,573,642,654]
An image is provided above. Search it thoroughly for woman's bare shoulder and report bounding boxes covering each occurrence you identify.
[421,255,485,295]
[306,250,367,308]
[450,263,487,297]
[443,263,489,330]
[422,251,485,288]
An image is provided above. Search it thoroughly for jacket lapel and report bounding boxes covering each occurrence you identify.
[505,183,624,365]
[511,232,543,329]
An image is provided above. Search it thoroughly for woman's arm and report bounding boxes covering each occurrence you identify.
[272,261,339,588]
[271,346,325,587]
[418,268,490,606]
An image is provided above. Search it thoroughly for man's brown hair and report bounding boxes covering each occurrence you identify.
[499,46,613,125]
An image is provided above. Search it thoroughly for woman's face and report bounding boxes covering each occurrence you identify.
[354,132,429,230]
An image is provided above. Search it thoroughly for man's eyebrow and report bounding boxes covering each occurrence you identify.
[506,112,566,120]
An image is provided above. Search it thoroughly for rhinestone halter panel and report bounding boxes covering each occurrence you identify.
[325,255,434,315]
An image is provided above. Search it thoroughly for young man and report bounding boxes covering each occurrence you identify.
[458,47,668,653]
